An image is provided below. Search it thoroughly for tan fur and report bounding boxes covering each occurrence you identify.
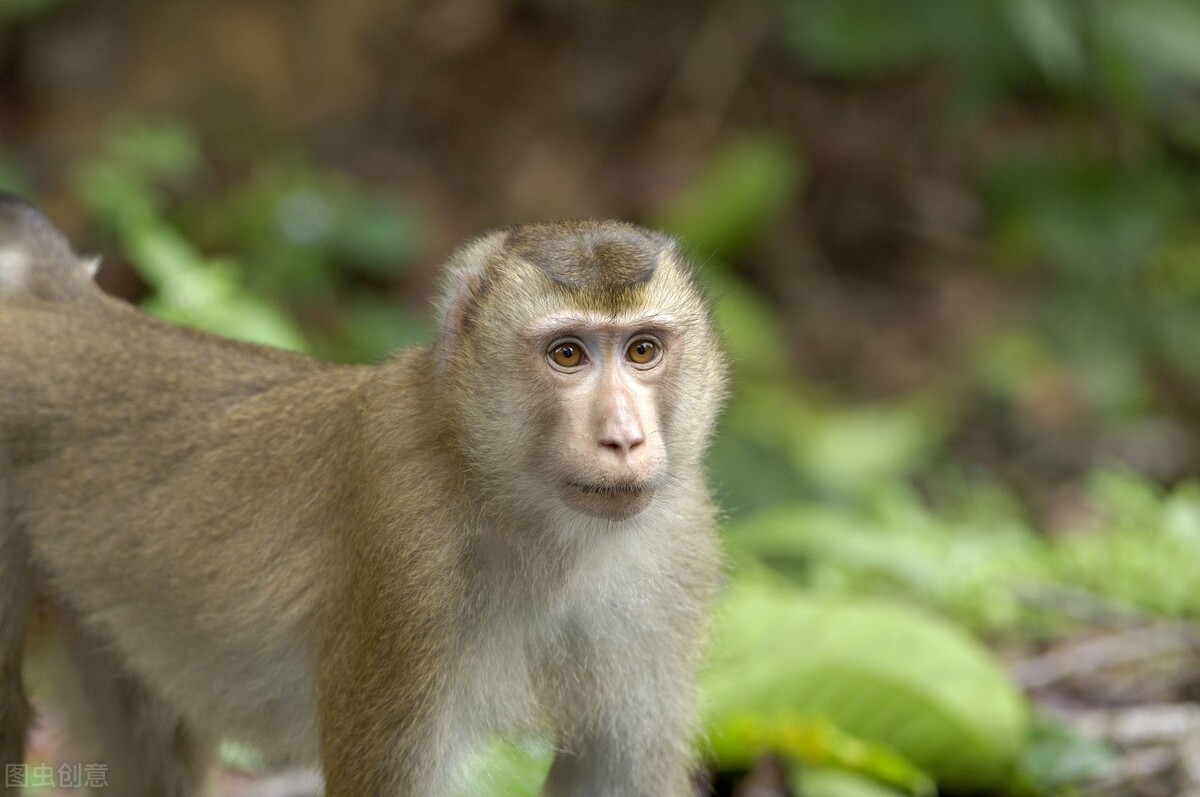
[0,200,727,796]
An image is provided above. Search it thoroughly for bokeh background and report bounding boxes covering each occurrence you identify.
[4,1,1200,795]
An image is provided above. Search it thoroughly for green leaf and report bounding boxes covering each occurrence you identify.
[795,766,908,797]
[1004,0,1086,81]
[457,740,553,797]
[331,193,426,277]
[704,581,1029,793]
[656,133,802,259]
[1097,1,1200,83]
[709,714,933,796]
[104,117,204,183]
[725,496,1038,634]
[784,0,952,76]
[1017,715,1115,789]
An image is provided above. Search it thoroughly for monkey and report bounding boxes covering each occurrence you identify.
[0,193,728,797]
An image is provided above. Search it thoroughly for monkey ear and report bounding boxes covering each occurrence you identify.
[0,194,75,297]
[435,265,486,366]
[0,194,73,259]
[0,194,101,300]
[433,233,503,366]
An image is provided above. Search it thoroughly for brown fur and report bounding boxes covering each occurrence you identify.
[0,197,727,796]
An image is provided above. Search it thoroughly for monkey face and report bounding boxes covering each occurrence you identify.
[531,313,673,521]
[435,221,728,528]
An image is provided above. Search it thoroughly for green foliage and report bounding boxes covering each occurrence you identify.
[74,119,308,351]
[184,150,429,360]
[710,714,932,796]
[189,153,425,292]
[726,492,1036,635]
[1016,715,1116,792]
[1045,472,1200,617]
[704,581,1028,793]
[785,0,1200,124]
[70,116,429,360]
[655,132,802,260]
[796,766,910,797]
[456,741,554,797]
[786,0,1200,404]
[728,470,1200,639]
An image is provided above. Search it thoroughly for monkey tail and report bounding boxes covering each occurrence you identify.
[0,193,101,302]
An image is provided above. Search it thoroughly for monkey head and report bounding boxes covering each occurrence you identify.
[434,221,727,525]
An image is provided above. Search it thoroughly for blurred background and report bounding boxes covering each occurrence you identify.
[4,0,1200,795]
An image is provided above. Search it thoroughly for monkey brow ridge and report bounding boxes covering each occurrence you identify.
[524,312,679,338]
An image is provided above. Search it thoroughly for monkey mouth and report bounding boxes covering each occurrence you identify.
[564,480,655,495]
[560,479,657,520]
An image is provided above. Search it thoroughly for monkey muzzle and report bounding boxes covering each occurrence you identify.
[560,480,655,521]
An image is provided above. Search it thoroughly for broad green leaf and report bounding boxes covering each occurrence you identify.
[796,766,908,797]
[709,714,932,796]
[704,581,1029,793]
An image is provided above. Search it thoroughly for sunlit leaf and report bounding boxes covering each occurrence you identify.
[704,581,1030,793]
[795,765,908,797]
[710,714,932,796]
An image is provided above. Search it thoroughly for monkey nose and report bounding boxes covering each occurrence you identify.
[598,418,645,456]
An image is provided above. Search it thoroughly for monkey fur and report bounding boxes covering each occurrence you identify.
[0,194,727,796]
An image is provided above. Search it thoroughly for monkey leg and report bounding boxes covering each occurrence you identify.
[63,621,215,797]
[543,720,695,797]
[0,520,33,766]
[318,657,458,796]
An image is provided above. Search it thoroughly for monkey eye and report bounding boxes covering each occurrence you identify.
[549,340,587,369]
[626,337,662,366]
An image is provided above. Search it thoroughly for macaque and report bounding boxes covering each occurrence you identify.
[0,194,727,796]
